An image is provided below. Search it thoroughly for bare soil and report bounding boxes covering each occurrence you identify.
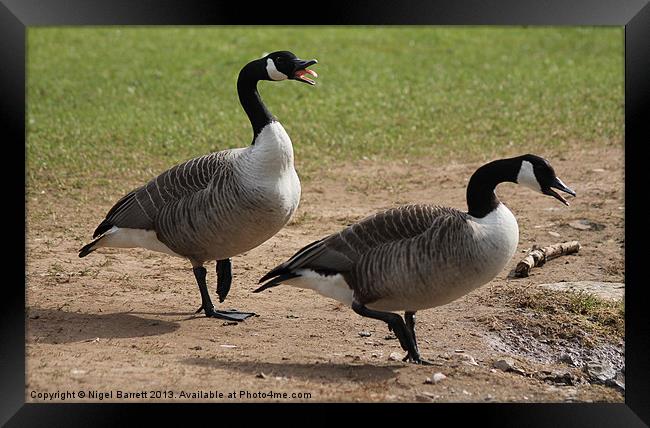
[26,146,625,403]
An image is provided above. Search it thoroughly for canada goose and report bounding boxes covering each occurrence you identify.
[79,51,318,321]
[255,154,575,363]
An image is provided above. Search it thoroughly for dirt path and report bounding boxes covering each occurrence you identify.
[26,146,624,402]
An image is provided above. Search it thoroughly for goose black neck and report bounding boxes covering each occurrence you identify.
[237,60,275,143]
[466,157,520,218]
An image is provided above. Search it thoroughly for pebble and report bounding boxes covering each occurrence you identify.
[559,353,579,367]
[584,360,616,384]
[548,231,561,238]
[538,281,624,302]
[388,352,403,361]
[256,372,268,379]
[427,372,447,384]
[358,331,372,337]
[492,358,525,375]
[568,219,606,231]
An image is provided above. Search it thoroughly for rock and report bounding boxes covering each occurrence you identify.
[358,331,372,337]
[584,361,616,384]
[559,353,579,367]
[537,281,624,301]
[540,369,577,385]
[606,372,625,391]
[388,352,402,361]
[455,353,479,366]
[493,358,525,375]
[415,393,433,402]
[220,344,237,348]
[384,335,396,340]
[189,345,202,350]
[256,372,268,379]
[432,372,447,384]
[568,219,605,231]
[548,231,561,238]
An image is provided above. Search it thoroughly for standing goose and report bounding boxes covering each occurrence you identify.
[79,51,318,321]
[255,154,575,362]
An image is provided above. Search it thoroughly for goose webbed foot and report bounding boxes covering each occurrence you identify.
[194,301,256,321]
[402,352,433,365]
[203,306,256,321]
[193,265,255,322]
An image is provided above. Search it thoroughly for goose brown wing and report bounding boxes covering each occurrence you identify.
[92,151,234,237]
[260,204,465,284]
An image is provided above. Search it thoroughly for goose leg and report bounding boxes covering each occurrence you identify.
[193,266,255,321]
[216,258,233,302]
[403,311,431,365]
[351,302,426,365]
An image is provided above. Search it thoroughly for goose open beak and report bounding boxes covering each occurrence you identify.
[291,58,318,85]
[543,177,576,206]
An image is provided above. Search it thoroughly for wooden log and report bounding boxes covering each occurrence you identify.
[514,241,581,278]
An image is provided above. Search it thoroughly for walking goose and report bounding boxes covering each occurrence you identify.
[255,154,575,362]
[79,51,318,321]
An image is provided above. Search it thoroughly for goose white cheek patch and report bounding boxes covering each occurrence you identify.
[266,58,288,81]
[517,160,542,193]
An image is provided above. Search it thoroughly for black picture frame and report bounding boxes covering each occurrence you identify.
[4,0,649,425]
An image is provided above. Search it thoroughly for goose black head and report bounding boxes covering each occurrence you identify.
[263,51,318,85]
[516,154,576,205]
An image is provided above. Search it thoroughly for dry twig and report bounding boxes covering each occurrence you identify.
[514,241,581,278]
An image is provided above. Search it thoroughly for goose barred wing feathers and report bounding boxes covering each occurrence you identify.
[93,151,236,238]
[259,204,471,302]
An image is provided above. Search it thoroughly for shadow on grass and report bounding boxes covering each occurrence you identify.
[27,307,180,344]
[181,357,402,383]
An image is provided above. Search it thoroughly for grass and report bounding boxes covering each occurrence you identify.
[512,287,624,336]
[27,27,623,196]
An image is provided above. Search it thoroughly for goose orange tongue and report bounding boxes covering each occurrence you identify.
[295,68,318,85]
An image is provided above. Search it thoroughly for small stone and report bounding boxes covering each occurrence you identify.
[559,353,579,367]
[222,321,238,326]
[584,361,616,384]
[568,219,606,231]
[548,231,561,238]
[189,345,202,350]
[542,369,576,385]
[70,369,87,377]
[493,358,525,375]
[459,353,479,366]
[384,335,396,340]
[415,393,433,402]
[432,372,447,384]
[358,331,372,337]
[220,344,237,348]
[256,372,268,379]
[388,352,402,361]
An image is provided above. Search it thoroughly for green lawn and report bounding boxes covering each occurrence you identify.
[27,27,623,193]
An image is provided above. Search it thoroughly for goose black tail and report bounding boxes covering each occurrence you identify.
[78,236,102,258]
[253,272,300,293]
